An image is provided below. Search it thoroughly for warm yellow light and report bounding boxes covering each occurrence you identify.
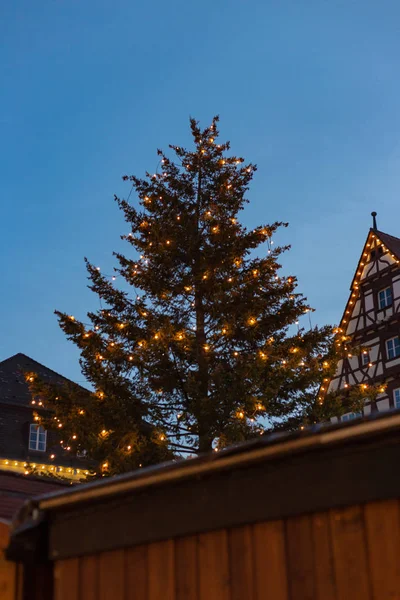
[103,462,108,468]
[129,355,134,361]
[237,411,244,419]
[203,344,210,351]
[154,333,159,340]
[72,435,77,440]
[79,410,85,415]
[127,445,131,451]
[160,434,166,441]
[50,454,55,459]
[234,351,239,357]
[248,317,257,326]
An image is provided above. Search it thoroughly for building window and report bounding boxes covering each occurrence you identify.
[361,351,370,366]
[386,337,400,360]
[341,411,362,422]
[29,424,47,451]
[378,287,393,309]
[394,389,400,410]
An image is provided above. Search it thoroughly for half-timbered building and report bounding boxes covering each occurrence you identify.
[328,213,400,423]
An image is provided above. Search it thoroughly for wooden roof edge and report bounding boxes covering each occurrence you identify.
[12,409,400,514]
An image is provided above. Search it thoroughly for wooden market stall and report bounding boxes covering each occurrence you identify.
[7,411,400,600]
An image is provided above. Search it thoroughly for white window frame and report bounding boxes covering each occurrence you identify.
[394,388,400,410]
[29,424,47,452]
[361,351,370,366]
[378,286,393,310]
[386,336,400,360]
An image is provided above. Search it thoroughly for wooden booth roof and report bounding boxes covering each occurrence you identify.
[7,409,400,563]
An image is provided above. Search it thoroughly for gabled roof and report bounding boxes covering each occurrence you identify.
[339,228,400,333]
[375,230,400,259]
[0,353,84,408]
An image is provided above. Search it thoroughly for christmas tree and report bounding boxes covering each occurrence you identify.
[28,117,368,476]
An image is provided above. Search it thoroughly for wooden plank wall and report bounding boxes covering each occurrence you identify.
[53,498,400,600]
[0,521,22,600]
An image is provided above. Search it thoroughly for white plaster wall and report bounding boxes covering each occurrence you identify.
[328,378,339,393]
[377,398,390,411]
[353,300,361,316]
[393,280,400,298]
[365,293,374,311]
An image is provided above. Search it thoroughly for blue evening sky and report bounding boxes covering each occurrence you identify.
[1,1,400,383]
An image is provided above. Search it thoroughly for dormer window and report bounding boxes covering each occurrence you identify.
[378,287,393,310]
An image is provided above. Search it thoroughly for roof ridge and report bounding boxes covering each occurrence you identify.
[375,229,400,243]
[0,353,88,392]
